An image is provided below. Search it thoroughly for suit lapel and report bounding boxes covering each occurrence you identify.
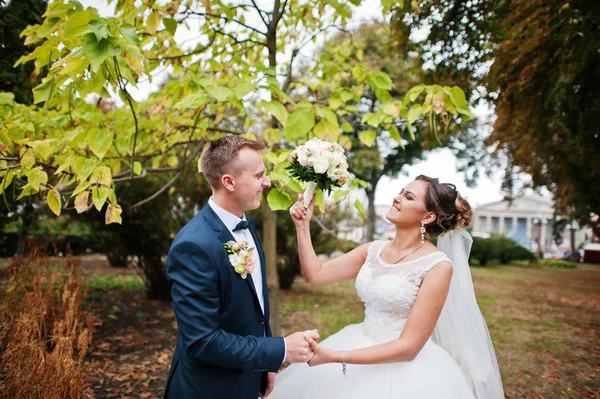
[202,205,264,317]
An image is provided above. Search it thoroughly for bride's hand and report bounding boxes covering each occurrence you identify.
[305,336,334,367]
[289,194,315,227]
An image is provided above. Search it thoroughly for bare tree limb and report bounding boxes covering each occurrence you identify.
[149,33,217,61]
[131,143,203,208]
[186,10,267,36]
[250,0,269,27]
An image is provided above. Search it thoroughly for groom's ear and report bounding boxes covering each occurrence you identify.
[221,174,235,192]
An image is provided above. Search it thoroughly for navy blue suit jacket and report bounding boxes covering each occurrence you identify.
[164,204,285,399]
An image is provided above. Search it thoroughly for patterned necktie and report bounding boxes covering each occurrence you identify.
[233,217,255,232]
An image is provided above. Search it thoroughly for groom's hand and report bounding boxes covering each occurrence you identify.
[260,372,276,398]
[284,329,320,363]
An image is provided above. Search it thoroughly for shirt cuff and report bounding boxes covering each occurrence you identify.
[281,337,287,365]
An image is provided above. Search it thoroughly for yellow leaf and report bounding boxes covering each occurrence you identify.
[47,189,62,216]
[147,11,160,34]
[75,191,89,214]
[105,203,123,224]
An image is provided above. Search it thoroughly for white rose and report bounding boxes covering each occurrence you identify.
[229,254,243,267]
[314,159,329,174]
[297,152,308,166]
[307,157,316,166]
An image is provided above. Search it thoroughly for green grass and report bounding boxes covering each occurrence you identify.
[85,273,145,291]
[280,263,600,398]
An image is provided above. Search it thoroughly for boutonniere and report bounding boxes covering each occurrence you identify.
[223,240,256,279]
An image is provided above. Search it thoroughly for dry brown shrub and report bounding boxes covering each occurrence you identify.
[0,247,94,399]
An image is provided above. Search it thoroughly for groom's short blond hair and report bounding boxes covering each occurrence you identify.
[200,135,265,189]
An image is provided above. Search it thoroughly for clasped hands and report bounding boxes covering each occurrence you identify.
[284,330,336,367]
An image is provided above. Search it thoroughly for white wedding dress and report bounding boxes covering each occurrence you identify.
[270,240,476,399]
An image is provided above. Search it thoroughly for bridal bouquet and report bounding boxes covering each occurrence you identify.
[285,138,350,208]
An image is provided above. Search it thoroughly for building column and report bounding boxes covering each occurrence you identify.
[500,217,505,235]
[527,217,533,239]
[540,221,547,252]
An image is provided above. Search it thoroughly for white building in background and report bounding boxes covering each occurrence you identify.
[472,195,592,253]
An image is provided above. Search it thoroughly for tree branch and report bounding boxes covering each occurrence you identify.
[113,58,140,179]
[250,0,269,27]
[131,143,204,208]
[148,33,217,61]
[186,10,267,36]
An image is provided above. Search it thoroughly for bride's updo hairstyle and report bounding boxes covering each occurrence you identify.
[415,175,472,237]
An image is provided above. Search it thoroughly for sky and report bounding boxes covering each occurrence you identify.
[81,0,514,208]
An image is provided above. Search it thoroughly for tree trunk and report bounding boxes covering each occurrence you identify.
[262,203,280,335]
[139,255,171,301]
[365,175,381,243]
[16,203,35,255]
[570,225,578,262]
[366,187,376,242]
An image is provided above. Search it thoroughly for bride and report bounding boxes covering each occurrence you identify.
[269,175,504,399]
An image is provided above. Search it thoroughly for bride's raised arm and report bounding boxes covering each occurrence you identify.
[289,194,369,285]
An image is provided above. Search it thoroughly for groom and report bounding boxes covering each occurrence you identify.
[164,135,318,399]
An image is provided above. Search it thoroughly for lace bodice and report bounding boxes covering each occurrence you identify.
[355,240,452,342]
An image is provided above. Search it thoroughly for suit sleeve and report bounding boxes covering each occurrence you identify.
[166,239,285,371]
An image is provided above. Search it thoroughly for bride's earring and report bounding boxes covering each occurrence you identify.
[420,222,426,244]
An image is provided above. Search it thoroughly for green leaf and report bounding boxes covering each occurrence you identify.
[63,9,97,37]
[388,124,404,148]
[47,189,62,216]
[92,186,109,211]
[122,44,144,75]
[21,148,36,169]
[407,105,422,124]
[163,18,177,36]
[261,100,288,126]
[88,19,109,41]
[119,23,140,44]
[75,157,97,181]
[88,129,113,160]
[28,140,52,161]
[174,93,208,110]
[359,130,377,147]
[27,168,48,191]
[380,102,402,117]
[369,72,393,90]
[267,188,292,211]
[147,11,160,34]
[81,33,122,72]
[375,88,392,102]
[333,189,349,202]
[313,120,339,141]
[404,85,425,105]
[0,171,14,196]
[90,165,112,187]
[450,86,473,120]
[206,86,231,102]
[234,82,256,99]
[341,121,353,133]
[285,109,315,141]
[32,78,54,104]
[355,199,366,219]
[133,161,142,176]
[71,180,90,197]
[362,112,386,128]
